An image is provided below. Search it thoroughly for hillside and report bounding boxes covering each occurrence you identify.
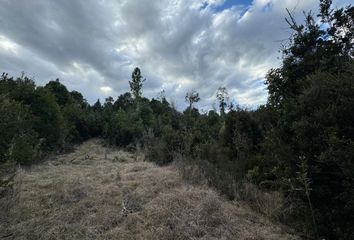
[1,139,299,240]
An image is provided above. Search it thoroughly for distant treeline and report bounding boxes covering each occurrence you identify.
[1,0,353,239]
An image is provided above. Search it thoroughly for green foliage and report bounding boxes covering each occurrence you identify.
[114,92,133,111]
[0,73,99,165]
[0,72,36,104]
[92,99,102,112]
[138,104,154,127]
[267,68,354,238]
[62,103,90,143]
[30,87,65,149]
[70,90,89,108]
[104,109,143,147]
[145,125,184,165]
[44,79,72,106]
[263,1,354,238]
[9,133,39,165]
[0,97,37,164]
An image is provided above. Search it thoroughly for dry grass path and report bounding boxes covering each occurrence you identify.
[0,139,300,240]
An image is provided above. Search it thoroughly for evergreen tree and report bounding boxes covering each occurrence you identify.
[129,67,145,100]
[92,99,102,111]
[264,1,354,238]
[31,87,66,149]
[44,79,72,106]
[114,92,133,111]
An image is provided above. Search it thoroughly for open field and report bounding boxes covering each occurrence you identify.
[1,139,299,240]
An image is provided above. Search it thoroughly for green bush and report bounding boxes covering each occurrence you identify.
[9,133,39,165]
[0,98,38,164]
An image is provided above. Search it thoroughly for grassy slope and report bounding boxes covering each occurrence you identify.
[0,139,300,240]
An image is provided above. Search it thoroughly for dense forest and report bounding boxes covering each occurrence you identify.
[1,0,353,239]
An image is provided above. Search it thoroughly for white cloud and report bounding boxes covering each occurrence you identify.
[0,0,351,109]
[0,35,19,54]
[100,86,113,93]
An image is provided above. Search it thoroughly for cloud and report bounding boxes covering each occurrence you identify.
[0,0,351,109]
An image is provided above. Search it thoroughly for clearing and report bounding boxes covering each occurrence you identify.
[1,139,300,240]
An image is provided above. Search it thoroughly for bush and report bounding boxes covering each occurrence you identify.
[9,133,39,165]
[0,98,38,165]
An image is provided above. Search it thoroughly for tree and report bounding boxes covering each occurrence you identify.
[0,97,38,164]
[185,90,200,109]
[62,103,90,143]
[104,96,114,106]
[129,67,145,100]
[44,79,72,106]
[0,72,36,105]
[263,1,354,238]
[70,90,88,108]
[266,0,354,108]
[30,87,65,149]
[157,89,167,102]
[216,87,228,117]
[92,99,102,112]
[114,92,133,111]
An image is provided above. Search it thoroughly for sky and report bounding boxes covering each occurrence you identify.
[0,0,352,110]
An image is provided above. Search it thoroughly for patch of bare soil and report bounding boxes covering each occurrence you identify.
[0,139,300,240]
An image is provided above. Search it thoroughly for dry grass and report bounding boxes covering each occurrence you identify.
[0,139,300,240]
[232,182,286,220]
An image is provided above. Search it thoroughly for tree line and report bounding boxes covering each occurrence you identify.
[0,0,353,239]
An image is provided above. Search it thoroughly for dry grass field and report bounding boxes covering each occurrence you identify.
[0,139,300,240]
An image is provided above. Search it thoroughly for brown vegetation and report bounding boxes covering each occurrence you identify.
[1,139,299,240]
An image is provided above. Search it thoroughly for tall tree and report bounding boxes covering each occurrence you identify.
[266,0,354,108]
[129,67,145,100]
[264,1,354,238]
[216,87,228,117]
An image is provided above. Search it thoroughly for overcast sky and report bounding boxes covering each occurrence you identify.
[0,0,351,110]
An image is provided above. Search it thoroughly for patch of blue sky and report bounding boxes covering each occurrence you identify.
[214,0,274,14]
[214,0,253,12]
[200,0,253,13]
[319,22,331,40]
